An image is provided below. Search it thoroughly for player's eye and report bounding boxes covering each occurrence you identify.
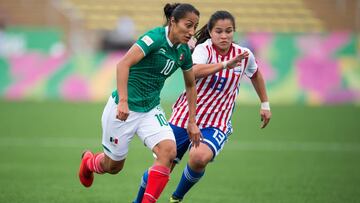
[226,29,233,34]
[186,24,193,29]
[216,30,223,34]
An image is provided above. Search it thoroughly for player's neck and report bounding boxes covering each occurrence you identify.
[218,48,229,55]
[213,45,230,56]
[168,30,180,46]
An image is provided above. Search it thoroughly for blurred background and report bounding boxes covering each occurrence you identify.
[0,0,359,203]
[0,0,359,103]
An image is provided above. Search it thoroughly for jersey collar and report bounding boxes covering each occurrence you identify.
[165,26,182,49]
[165,26,174,47]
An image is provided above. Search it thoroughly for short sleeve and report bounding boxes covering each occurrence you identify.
[244,48,258,78]
[181,45,193,71]
[192,44,209,64]
[135,29,161,56]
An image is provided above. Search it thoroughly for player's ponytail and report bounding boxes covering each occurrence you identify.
[164,3,180,25]
[163,3,200,26]
[194,24,210,46]
[195,10,235,46]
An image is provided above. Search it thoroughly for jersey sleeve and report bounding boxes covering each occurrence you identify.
[181,45,193,71]
[192,44,209,64]
[135,29,161,56]
[244,48,258,78]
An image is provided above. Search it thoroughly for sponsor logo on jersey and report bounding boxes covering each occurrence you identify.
[158,48,166,54]
[141,35,153,46]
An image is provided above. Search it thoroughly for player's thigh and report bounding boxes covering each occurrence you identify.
[195,127,228,161]
[169,123,191,164]
[136,106,175,151]
[101,96,139,161]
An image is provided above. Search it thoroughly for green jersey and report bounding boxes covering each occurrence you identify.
[112,26,193,112]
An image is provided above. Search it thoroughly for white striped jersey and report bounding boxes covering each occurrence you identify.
[169,39,258,134]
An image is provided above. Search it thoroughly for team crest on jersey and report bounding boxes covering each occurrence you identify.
[179,53,184,61]
[233,67,242,74]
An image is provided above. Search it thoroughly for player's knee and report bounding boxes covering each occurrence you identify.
[107,163,123,174]
[157,146,176,164]
[190,152,211,168]
[168,147,177,161]
[157,144,177,162]
[163,145,177,161]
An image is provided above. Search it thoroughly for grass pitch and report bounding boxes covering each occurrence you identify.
[0,101,359,203]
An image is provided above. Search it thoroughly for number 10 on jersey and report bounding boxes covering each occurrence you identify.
[160,59,175,75]
[155,114,168,126]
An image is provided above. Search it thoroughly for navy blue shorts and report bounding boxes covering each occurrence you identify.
[170,123,228,163]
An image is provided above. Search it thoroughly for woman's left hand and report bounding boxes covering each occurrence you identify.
[260,109,271,129]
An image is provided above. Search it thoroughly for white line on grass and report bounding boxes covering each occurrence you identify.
[225,141,360,152]
[0,137,359,152]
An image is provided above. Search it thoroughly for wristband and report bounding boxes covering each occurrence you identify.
[261,102,270,110]
[222,61,228,69]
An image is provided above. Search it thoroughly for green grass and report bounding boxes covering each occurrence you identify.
[0,101,359,203]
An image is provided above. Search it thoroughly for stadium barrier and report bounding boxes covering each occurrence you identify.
[0,29,359,104]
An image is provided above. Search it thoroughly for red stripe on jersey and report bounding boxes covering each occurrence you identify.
[212,43,233,58]
[195,75,220,125]
[231,45,236,58]
[213,92,235,131]
[215,93,239,130]
[221,89,238,131]
[196,77,211,102]
[173,92,187,116]
[198,45,235,128]
[176,57,219,127]
[208,45,213,63]
[214,74,241,131]
[215,49,219,63]
[172,92,184,109]
[176,76,214,128]
[241,57,249,78]
[170,91,186,125]
[202,69,230,125]
[204,46,235,128]
[172,93,189,126]
[171,64,214,126]
[206,45,211,64]
[209,70,236,127]
[211,73,239,128]
[195,70,224,126]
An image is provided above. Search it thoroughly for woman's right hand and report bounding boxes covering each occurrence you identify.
[116,101,129,121]
[225,51,249,69]
[187,122,202,148]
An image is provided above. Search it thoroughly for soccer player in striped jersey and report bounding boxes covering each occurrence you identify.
[133,11,272,203]
[78,3,201,203]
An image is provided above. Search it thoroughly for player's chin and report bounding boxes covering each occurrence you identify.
[181,37,191,44]
[219,43,230,50]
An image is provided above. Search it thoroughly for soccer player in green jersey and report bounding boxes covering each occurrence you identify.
[78,3,201,203]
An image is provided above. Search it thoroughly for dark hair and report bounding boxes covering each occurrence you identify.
[163,3,200,25]
[195,10,235,46]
